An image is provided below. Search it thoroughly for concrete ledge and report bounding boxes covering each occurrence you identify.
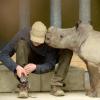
[63,67,85,91]
[41,67,85,91]
[0,65,85,92]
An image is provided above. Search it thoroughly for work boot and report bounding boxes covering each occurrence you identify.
[51,86,65,96]
[17,76,29,98]
[17,82,29,98]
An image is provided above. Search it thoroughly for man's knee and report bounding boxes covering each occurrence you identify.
[17,39,28,49]
[16,39,29,66]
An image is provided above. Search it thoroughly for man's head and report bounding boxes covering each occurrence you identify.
[30,21,47,46]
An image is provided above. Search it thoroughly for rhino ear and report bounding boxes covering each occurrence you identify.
[75,20,81,30]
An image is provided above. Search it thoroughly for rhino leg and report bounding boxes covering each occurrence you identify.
[86,63,100,97]
[86,89,96,97]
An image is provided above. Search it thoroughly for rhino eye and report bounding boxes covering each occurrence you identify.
[60,35,63,38]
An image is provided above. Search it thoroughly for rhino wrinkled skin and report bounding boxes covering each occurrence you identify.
[45,23,100,97]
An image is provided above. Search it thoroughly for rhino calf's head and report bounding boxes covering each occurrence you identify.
[45,22,93,51]
[45,26,78,49]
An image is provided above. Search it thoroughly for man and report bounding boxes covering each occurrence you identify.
[0,21,73,97]
[0,21,58,98]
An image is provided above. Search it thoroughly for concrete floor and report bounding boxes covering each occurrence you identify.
[0,92,100,100]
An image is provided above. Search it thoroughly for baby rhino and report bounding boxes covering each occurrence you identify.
[45,22,100,97]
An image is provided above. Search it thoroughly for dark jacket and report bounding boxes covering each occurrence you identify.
[0,28,59,74]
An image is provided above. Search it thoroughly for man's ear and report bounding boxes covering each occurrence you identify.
[75,20,81,30]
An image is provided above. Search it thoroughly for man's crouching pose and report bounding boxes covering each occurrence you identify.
[0,21,73,98]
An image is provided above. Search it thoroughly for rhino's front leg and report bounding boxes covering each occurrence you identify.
[86,63,100,97]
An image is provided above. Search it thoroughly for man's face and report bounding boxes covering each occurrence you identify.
[31,41,42,46]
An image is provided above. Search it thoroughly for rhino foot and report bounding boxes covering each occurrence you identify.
[86,90,97,97]
[86,89,100,97]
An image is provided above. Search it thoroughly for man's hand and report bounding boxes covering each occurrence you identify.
[16,65,27,78]
[24,63,36,75]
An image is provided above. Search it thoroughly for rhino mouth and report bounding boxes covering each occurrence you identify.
[48,43,59,48]
[45,38,59,48]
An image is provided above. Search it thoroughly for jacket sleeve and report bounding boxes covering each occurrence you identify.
[34,47,58,74]
[0,39,17,72]
[0,28,29,72]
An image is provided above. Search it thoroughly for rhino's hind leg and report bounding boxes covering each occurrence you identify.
[87,63,100,97]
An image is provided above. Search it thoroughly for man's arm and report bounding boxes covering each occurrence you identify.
[0,38,18,72]
[0,28,30,72]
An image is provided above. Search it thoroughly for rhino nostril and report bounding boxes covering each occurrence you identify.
[46,37,50,41]
[60,35,63,38]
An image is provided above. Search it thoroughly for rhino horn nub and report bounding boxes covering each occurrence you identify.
[48,26,57,33]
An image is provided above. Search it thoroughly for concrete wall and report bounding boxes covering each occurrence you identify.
[62,0,79,27]
[0,0,19,48]
[91,0,100,31]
